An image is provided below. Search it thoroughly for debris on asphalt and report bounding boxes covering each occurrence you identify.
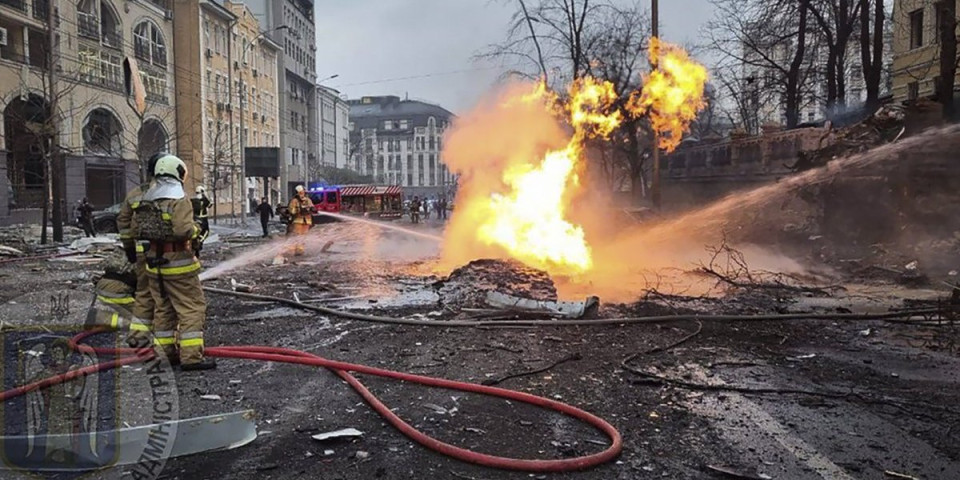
[200,394,223,401]
[706,464,772,479]
[434,259,558,309]
[231,278,254,293]
[883,470,920,480]
[484,290,600,319]
[311,428,364,442]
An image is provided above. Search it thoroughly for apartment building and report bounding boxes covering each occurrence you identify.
[347,95,456,198]
[237,0,316,197]
[173,0,281,218]
[891,0,958,103]
[317,84,349,169]
[0,0,176,224]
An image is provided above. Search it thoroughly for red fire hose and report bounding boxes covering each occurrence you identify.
[0,330,622,473]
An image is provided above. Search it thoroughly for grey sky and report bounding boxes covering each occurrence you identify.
[315,1,717,113]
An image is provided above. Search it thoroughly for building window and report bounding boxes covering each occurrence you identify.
[134,21,168,67]
[83,108,123,156]
[909,9,924,49]
[907,81,919,100]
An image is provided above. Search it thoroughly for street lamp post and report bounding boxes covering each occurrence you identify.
[240,25,288,223]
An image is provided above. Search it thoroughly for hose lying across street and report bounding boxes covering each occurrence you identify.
[0,285,948,474]
[0,330,622,473]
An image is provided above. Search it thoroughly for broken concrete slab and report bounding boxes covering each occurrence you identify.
[484,291,600,319]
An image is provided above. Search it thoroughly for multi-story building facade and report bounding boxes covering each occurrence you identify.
[891,0,957,103]
[317,85,349,169]
[347,95,456,198]
[0,0,176,224]
[172,0,281,218]
[239,0,316,198]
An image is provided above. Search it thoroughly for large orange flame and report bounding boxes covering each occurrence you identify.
[441,40,708,286]
[628,37,709,153]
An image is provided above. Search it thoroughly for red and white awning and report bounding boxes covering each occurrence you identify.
[339,185,403,197]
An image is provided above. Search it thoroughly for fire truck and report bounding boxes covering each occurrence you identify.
[305,184,405,223]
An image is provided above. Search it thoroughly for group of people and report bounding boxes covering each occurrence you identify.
[90,152,216,372]
[409,196,448,224]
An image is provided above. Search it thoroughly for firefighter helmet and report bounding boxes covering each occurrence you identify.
[154,155,187,182]
[295,185,305,193]
[196,185,206,194]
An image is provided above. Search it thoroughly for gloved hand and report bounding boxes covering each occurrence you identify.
[192,239,203,259]
[124,244,137,264]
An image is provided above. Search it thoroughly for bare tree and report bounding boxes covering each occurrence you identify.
[806,0,862,113]
[858,0,886,110]
[938,0,957,119]
[706,0,814,128]
[481,0,603,89]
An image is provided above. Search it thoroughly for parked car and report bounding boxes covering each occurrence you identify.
[91,202,122,233]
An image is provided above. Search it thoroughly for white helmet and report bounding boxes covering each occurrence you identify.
[196,185,206,194]
[154,155,187,182]
[295,185,305,193]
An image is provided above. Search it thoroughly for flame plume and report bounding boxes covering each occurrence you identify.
[628,37,709,153]
[440,40,708,286]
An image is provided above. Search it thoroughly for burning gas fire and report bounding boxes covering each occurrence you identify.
[628,38,709,153]
[441,39,708,279]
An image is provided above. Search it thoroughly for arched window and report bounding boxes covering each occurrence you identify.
[134,21,167,67]
[78,0,121,49]
[83,108,123,156]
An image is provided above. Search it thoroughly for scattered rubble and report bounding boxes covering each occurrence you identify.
[791,104,906,171]
[433,259,558,309]
[311,428,363,442]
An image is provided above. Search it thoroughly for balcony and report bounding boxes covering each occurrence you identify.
[31,0,45,21]
[0,0,27,14]
[134,41,149,63]
[146,92,168,105]
[78,11,98,40]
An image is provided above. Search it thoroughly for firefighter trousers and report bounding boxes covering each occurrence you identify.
[286,222,310,255]
[147,260,207,365]
[128,252,155,344]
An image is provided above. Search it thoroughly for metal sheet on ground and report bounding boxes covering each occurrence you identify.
[0,410,257,471]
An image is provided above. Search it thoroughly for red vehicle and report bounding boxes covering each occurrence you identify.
[308,184,404,222]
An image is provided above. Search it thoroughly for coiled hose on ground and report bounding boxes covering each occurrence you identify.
[0,329,622,473]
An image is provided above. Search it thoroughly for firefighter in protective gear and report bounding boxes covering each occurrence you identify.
[135,155,215,371]
[117,153,166,347]
[85,252,138,334]
[191,185,211,255]
[286,185,313,256]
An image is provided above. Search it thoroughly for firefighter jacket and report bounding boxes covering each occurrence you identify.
[288,194,314,226]
[139,179,203,279]
[191,194,211,220]
[117,183,151,259]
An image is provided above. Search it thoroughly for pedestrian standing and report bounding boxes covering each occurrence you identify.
[256,197,273,237]
[77,198,95,237]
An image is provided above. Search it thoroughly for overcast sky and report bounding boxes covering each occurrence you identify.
[315,1,717,113]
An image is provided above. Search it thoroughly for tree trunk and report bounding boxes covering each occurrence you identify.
[859,0,881,110]
[939,0,957,120]
[40,154,50,245]
[825,50,838,113]
[51,152,63,242]
[786,0,810,127]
